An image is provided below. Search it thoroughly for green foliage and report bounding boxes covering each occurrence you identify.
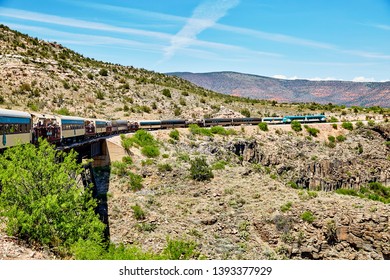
[55,107,72,116]
[367,120,375,127]
[258,122,268,131]
[280,202,292,212]
[355,120,364,128]
[169,129,180,141]
[332,123,338,129]
[329,116,338,123]
[300,211,315,223]
[328,136,336,143]
[304,125,320,137]
[341,122,353,131]
[96,90,105,100]
[162,237,198,260]
[291,120,302,132]
[162,88,171,98]
[337,183,389,203]
[188,124,213,137]
[209,126,236,136]
[99,68,108,76]
[128,172,143,191]
[111,161,128,177]
[157,163,173,172]
[240,108,251,118]
[212,160,227,170]
[0,140,105,255]
[189,157,214,181]
[141,145,160,158]
[336,135,346,142]
[131,204,145,220]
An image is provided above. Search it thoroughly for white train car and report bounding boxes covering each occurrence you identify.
[56,115,85,142]
[0,108,32,149]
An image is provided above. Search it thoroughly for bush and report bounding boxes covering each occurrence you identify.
[336,135,346,142]
[141,145,160,158]
[131,204,145,220]
[355,121,364,128]
[188,124,213,137]
[280,202,292,212]
[240,108,251,118]
[332,123,338,129]
[169,129,180,141]
[189,157,214,181]
[162,88,171,98]
[128,172,143,191]
[99,68,108,76]
[258,122,268,132]
[212,160,227,170]
[305,126,320,137]
[158,163,173,172]
[301,211,315,223]
[341,122,353,131]
[328,136,336,143]
[0,140,105,255]
[162,238,198,260]
[291,120,302,132]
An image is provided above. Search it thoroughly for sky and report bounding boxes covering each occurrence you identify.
[0,0,389,82]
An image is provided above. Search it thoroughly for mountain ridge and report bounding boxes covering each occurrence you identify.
[168,71,390,107]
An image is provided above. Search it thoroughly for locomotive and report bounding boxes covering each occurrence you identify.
[0,107,326,149]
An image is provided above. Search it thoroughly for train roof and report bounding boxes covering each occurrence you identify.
[0,108,31,119]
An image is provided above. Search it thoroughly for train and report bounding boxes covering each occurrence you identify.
[0,107,326,149]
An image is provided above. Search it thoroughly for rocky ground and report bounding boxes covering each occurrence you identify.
[102,122,390,260]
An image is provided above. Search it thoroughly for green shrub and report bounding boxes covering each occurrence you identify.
[240,108,251,118]
[158,163,173,172]
[328,136,336,143]
[162,88,171,98]
[162,237,198,260]
[367,120,375,127]
[99,68,108,76]
[301,211,315,223]
[131,204,145,220]
[305,126,320,137]
[329,116,339,122]
[332,123,338,129]
[189,157,214,181]
[212,160,227,170]
[258,122,268,132]
[128,172,143,191]
[291,120,302,132]
[280,202,292,212]
[111,161,128,176]
[341,122,353,131]
[188,124,213,137]
[169,129,180,140]
[336,135,346,142]
[355,120,364,128]
[141,145,160,158]
[0,140,105,255]
[122,156,133,165]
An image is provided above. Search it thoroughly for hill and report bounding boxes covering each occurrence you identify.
[168,71,390,107]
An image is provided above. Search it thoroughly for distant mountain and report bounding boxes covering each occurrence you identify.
[168,71,390,107]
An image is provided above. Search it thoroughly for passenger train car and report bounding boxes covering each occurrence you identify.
[0,108,32,149]
[0,107,326,150]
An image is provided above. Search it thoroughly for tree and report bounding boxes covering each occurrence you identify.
[0,139,105,255]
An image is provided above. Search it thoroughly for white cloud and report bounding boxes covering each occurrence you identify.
[163,0,240,61]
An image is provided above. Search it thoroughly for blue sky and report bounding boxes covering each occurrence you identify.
[0,0,389,81]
